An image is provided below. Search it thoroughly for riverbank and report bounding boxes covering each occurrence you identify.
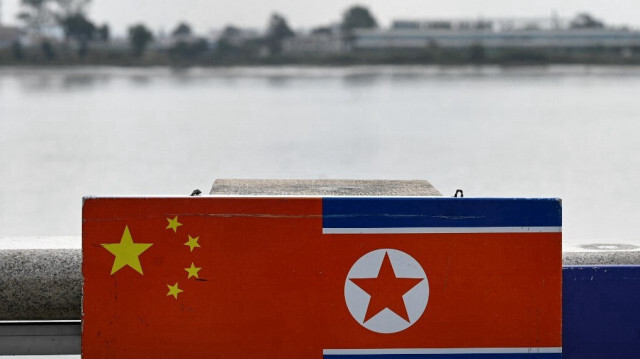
[2,45,640,67]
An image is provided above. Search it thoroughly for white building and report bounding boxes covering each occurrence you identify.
[355,28,640,49]
[355,18,640,50]
[282,33,346,55]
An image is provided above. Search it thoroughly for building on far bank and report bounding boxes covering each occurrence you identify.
[354,28,640,50]
[353,18,640,50]
[282,26,347,56]
[282,33,346,55]
[391,17,567,32]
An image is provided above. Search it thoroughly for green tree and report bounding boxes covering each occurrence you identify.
[221,26,241,38]
[18,0,91,37]
[57,0,96,56]
[169,22,207,62]
[169,39,208,61]
[311,26,332,35]
[341,5,378,32]
[570,13,604,29]
[128,24,154,57]
[96,24,110,42]
[215,25,241,57]
[11,41,25,60]
[55,0,90,16]
[60,13,95,41]
[172,22,192,37]
[17,0,57,37]
[40,40,56,60]
[215,25,264,62]
[265,13,294,55]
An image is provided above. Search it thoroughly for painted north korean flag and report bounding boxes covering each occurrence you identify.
[83,197,562,358]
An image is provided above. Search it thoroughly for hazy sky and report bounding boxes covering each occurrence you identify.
[3,0,640,36]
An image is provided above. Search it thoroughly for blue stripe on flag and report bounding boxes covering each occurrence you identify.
[322,198,561,229]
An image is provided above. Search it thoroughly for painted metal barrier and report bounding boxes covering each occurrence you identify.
[81,196,563,357]
[2,266,638,357]
[1,181,638,356]
[0,321,80,355]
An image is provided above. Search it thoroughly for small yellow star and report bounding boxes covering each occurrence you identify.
[167,282,183,299]
[185,262,202,279]
[184,235,200,252]
[166,216,182,233]
[102,226,153,275]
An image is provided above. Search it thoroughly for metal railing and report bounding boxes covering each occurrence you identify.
[0,321,80,355]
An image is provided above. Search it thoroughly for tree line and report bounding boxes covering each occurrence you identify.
[8,1,624,66]
[12,0,378,62]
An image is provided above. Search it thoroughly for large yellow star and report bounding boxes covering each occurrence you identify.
[166,216,182,233]
[102,226,153,275]
[184,235,200,252]
[167,282,183,299]
[185,262,202,279]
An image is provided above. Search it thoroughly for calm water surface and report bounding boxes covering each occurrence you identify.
[1,65,640,247]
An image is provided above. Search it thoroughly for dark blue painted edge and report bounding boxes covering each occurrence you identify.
[322,198,562,228]
[324,354,560,358]
[563,265,640,359]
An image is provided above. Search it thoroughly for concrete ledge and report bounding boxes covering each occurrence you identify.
[2,179,639,321]
[210,179,442,196]
[563,249,640,265]
[2,240,637,321]
[0,249,81,320]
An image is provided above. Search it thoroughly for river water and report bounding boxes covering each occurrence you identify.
[1,65,640,248]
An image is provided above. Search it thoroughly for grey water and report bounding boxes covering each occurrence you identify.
[1,65,640,249]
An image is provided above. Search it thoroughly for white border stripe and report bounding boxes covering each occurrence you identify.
[322,227,561,234]
[323,347,563,355]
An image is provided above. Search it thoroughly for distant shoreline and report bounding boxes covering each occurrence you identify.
[3,46,640,68]
[4,61,640,68]
[4,64,640,80]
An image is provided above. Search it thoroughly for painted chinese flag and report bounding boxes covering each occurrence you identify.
[82,197,562,358]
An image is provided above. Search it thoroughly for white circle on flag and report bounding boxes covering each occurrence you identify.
[344,249,429,334]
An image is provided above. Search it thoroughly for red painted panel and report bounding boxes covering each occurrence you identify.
[82,197,561,358]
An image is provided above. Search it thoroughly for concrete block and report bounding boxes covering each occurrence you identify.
[210,179,442,196]
[0,249,81,320]
[563,243,640,265]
